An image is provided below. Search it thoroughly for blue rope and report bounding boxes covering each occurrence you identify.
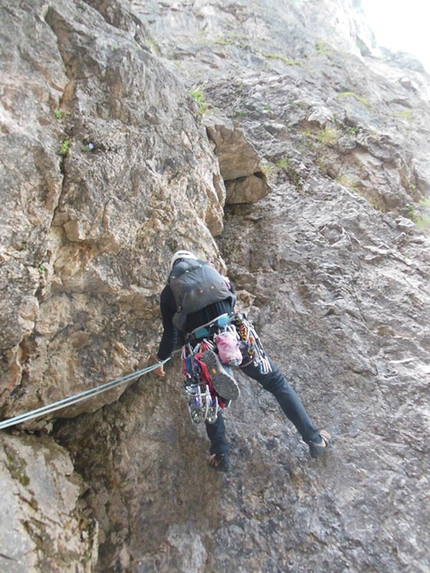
[0,356,173,430]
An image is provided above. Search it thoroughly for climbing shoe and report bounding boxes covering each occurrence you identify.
[208,452,232,473]
[201,349,240,401]
[308,429,332,459]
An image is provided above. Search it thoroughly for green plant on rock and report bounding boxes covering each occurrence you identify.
[367,195,386,212]
[6,449,30,487]
[301,126,338,149]
[146,37,160,54]
[60,138,71,156]
[214,33,250,49]
[301,128,316,149]
[276,156,302,189]
[235,110,247,118]
[263,53,302,66]
[342,124,359,137]
[415,216,430,231]
[408,198,430,232]
[317,156,329,173]
[54,109,63,120]
[396,109,413,121]
[336,175,359,192]
[419,198,430,208]
[82,142,95,152]
[214,38,235,46]
[317,126,339,146]
[288,99,305,110]
[275,157,289,169]
[337,91,370,109]
[315,40,332,56]
[260,162,275,178]
[288,170,303,189]
[366,193,386,214]
[190,87,208,114]
[302,128,313,138]
[229,33,249,40]
[407,204,416,218]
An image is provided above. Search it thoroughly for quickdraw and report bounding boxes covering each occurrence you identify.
[181,340,228,424]
[232,313,272,374]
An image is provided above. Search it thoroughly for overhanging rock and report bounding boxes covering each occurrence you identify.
[204,111,271,204]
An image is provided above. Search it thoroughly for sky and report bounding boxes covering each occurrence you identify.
[360,0,430,73]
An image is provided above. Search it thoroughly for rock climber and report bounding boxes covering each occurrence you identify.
[153,250,331,472]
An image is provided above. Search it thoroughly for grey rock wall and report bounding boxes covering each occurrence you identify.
[0,0,228,568]
[0,0,225,423]
[0,432,98,572]
[1,0,429,572]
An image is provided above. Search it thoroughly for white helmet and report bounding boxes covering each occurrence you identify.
[169,250,198,271]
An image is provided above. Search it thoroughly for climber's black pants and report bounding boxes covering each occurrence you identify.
[205,357,320,456]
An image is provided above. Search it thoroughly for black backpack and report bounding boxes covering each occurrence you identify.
[169,259,236,331]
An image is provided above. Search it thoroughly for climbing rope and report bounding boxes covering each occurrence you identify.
[0,355,175,430]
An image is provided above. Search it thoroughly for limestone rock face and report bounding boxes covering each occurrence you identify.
[131,0,369,80]
[132,0,430,212]
[1,0,430,572]
[0,2,227,566]
[0,0,225,423]
[0,433,97,572]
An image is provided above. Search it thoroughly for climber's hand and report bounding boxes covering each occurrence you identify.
[151,355,166,378]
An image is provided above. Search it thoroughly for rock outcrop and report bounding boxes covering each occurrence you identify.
[205,113,271,204]
[1,0,429,572]
[0,432,98,572]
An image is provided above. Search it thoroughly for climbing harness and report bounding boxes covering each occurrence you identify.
[187,313,233,342]
[0,355,175,430]
[181,312,273,424]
